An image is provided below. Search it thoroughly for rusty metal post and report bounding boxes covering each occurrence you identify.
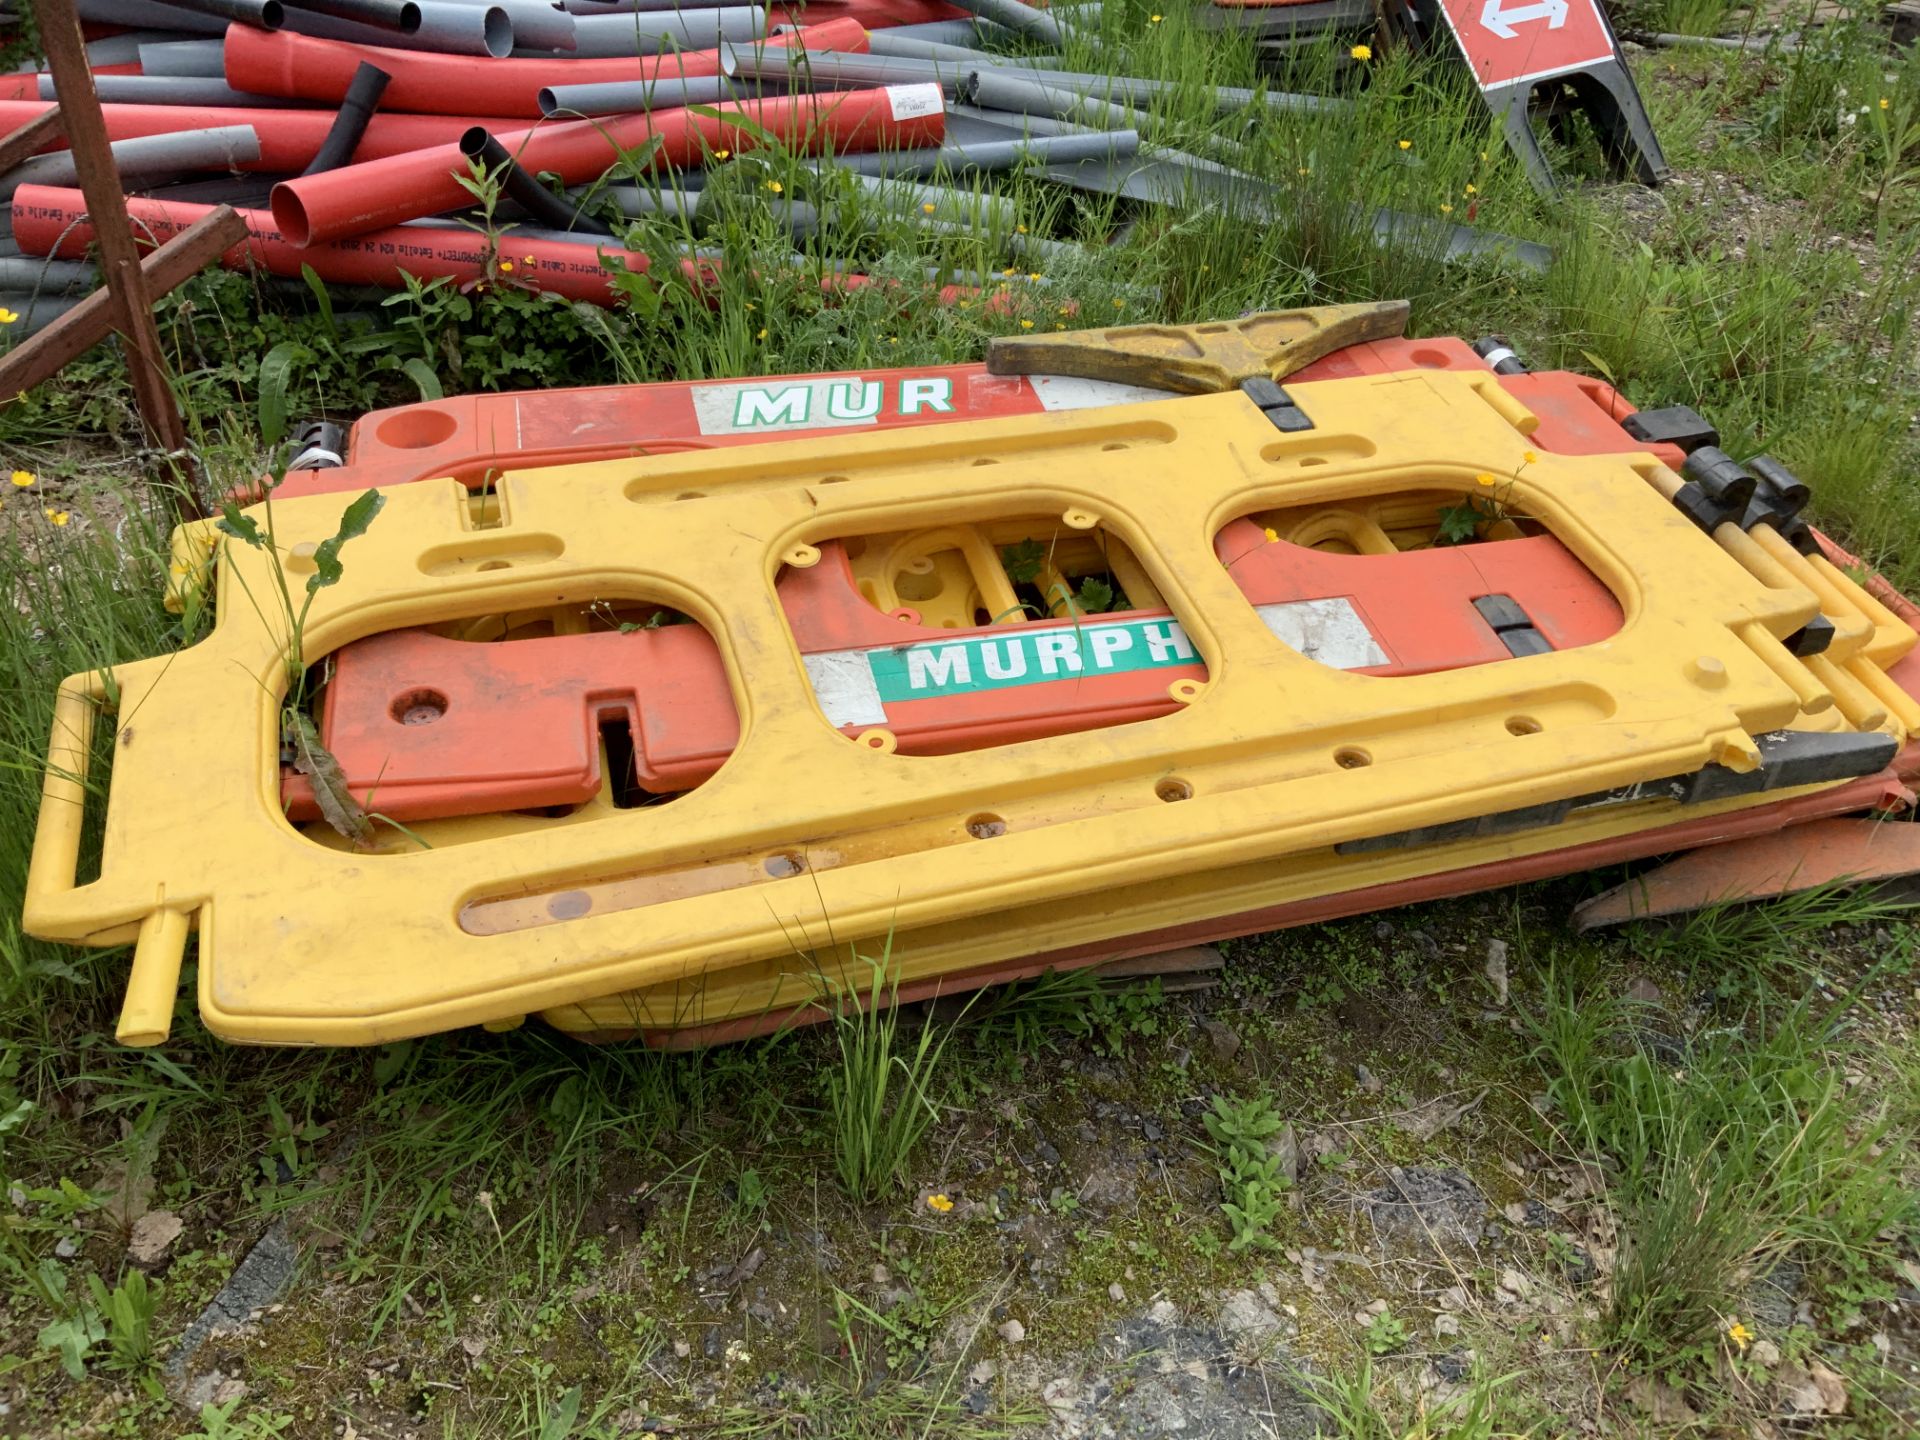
[0,105,64,172]
[26,0,204,517]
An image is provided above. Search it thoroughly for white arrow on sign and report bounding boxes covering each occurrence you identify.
[1480,0,1568,38]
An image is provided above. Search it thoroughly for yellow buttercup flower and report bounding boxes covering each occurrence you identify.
[1440,203,1453,214]
[921,202,936,213]
[10,470,34,488]
[1727,1320,1753,1351]
[1398,139,1412,150]
[1522,450,1538,465]
[714,148,730,160]
[0,306,18,324]
[1263,527,1279,542]
[1112,298,1124,308]
[757,327,768,339]
[44,508,69,526]
[1019,319,1034,329]
[1464,183,1478,194]
[1476,473,1497,487]
[926,1193,954,1212]
[766,180,783,194]
[1880,97,1891,110]
[498,260,514,272]
[1149,12,1162,20]
[1350,44,1372,60]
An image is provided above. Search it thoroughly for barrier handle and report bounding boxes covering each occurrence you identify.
[25,678,100,910]
[118,909,189,1048]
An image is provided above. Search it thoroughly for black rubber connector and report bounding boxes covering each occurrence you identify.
[1621,404,1717,453]
[1239,376,1313,432]
[1672,446,1757,532]
[462,130,614,237]
[301,62,392,177]
[1472,335,1528,375]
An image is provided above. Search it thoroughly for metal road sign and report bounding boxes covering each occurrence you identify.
[1433,0,1618,89]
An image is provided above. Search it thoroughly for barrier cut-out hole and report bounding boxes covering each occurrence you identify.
[966,814,1007,839]
[763,852,806,878]
[391,689,449,726]
[1507,716,1541,736]
[1156,777,1192,802]
[373,407,458,451]
[1334,746,1371,769]
[477,560,512,572]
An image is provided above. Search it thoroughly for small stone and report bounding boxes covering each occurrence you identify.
[1434,1313,1461,1338]
[1040,1378,1079,1416]
[673,1340,691,1359]
[1034,1139,1061,1167]
[997,1319,1025,1344]
[1498,1267,1532,1299]
[1197,1018,1242,1061]
[1626,976,1663,1006]
[1484,938,1509,1007]
[54,1236,78,1259]
[128,1209,183,1267]
[460,1337,486,1359]
[1146,1299,1179,1325]
[1355,1063,1382,1095]
[968,1360,997,1386]
[1108,1282,1126,1302]
[1439,1286,1470,1311]
[1750,1339,1781,1368]
[871,1264,891,1286]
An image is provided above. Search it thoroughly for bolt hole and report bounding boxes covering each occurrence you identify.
[1506,716,1541,736]
[391,688,449,725]
[763,852,806,878]
[1155,777,1192,803]
[1334,746,1371,769]
[476,559,512,572]
[966,814,1006,839]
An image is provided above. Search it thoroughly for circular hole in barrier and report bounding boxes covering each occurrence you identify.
[391,688,449,726]
[1411,347,1451,368]
[476,559,512,572]
[1170,679,1203,703]
[1506,715,1542,736]
[763,852,806,878]
[1064,509,1098,530]
[857,728,898,753]
[1334,746,1371,769]
[1156,777,1192,803]
[373,407,458,451]
[889,607,920,625]
[966,814,1007,839]
[784,543,821,569]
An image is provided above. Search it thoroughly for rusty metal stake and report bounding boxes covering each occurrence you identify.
[0,105,64,174]
[16,0,208,518]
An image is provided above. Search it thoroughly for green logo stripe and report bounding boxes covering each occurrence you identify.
[868,619,1201,703]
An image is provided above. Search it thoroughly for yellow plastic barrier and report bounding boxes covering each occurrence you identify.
[23,369,1881,1046]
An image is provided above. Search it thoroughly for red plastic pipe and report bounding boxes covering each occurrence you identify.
[12,186,672,303]
[270,84,946,245]
[12,185,995,312]
[224,16,870,119]
[0,99,498,172]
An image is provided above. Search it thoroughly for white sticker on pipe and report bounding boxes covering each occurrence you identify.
[884,83,944,122]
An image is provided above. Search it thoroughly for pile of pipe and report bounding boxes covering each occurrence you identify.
[0,0,1540,333]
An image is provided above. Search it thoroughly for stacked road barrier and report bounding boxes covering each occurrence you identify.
[0,0,1559,332]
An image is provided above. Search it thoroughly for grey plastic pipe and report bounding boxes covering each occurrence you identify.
[538,74,737,115]
[551,6,764,56]
[38,74,311,107]
[975,62,1347,116]
[944,0,1058,45]
[838,171,1015,231]
[74,0,247,34]
[0,256,99,290]
[137,40,229,76]
[283,2,512,55]
[284,0,420,29]
[437,0,576,50]
[0,291,83,337]
[86,29,182,64]
[0,126,262,202]
[829,129,1138,179]
[967,71,1142,129]
[597,184,701,221]
[560,0,759,11]
[866,33,993,62]
[943,102,1099,139]
[725,47,963,90]
[878,18,1002,43]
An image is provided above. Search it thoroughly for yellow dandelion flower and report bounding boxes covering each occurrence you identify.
[1149,12,1161,20]
[0,306,17,324]
[1398,139,1412,151]
[1263,526,1279,542]
[927,1193,954,1212]
[10,470,34,488]
[1727,1320,1753,1351]
[44,508,69,526]
[1350,43,1371,60]
[1019,319,1034,329]
[1522,450,1538,465]
[921,202,936,213]
[1476,472,1497,487]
